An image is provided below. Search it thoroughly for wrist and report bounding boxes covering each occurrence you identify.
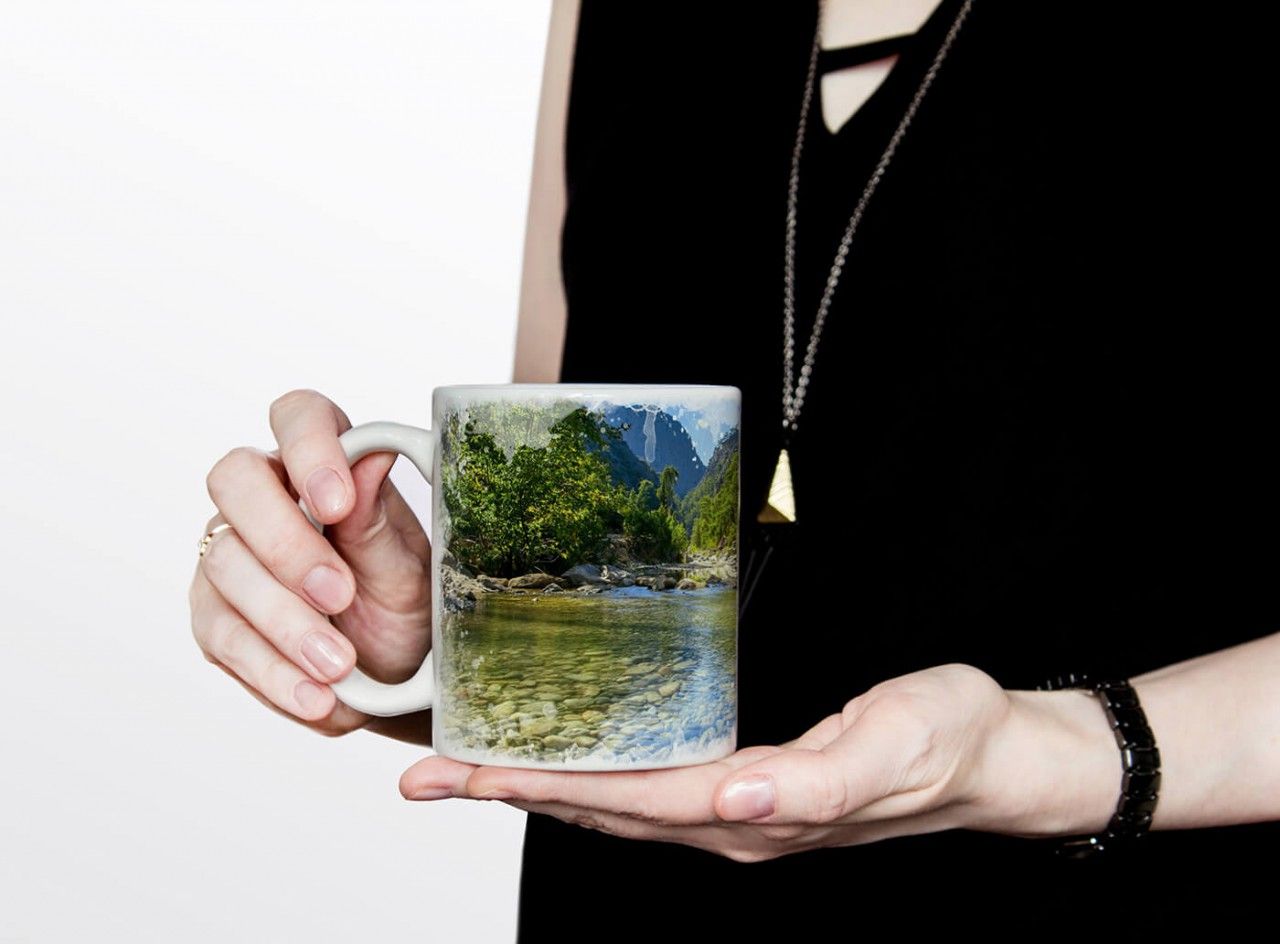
[959,688,1120,838]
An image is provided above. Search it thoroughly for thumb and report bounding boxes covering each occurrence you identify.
[714,749,849,824]
[327,452,425,564]
[715,718,903,825]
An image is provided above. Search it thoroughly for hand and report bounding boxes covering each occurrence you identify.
[190,389,432,743]
[399,664,1120,860]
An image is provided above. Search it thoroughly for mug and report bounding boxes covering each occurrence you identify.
[319,384,741,770]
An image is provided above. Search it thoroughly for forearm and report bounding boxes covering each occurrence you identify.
[1131,631,1280,828]
[968,631,1280,837]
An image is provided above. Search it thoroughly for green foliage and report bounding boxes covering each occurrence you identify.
[634,479,658,511]
[443,407,617,576]
[443,404,737,574]
[689,451,739,551]
[622,489,688,562]
[622,464,688,561]
[656,465,679,512]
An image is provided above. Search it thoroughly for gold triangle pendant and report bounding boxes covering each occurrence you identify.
[757,448,797,524]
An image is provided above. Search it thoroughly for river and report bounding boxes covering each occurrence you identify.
[436,587,737,770]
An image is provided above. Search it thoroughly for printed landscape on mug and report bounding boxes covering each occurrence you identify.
[434,392,740,769]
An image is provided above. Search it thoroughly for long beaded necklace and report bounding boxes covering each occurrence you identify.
[758,0,975,524]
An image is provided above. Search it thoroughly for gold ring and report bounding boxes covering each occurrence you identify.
[198,522,235,559]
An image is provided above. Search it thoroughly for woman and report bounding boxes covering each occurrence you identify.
[190,0,1280,932]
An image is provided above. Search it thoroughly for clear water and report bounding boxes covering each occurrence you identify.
[437,587,737,769]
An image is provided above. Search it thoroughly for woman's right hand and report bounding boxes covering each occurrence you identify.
[189,389,433,744]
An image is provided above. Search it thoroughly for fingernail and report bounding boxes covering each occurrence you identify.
[294,679,330,715]
[305,467,347,518]
[301,631,350,679]
[303,565,351,613]
[720,776,776,821]
[410,786,454,801]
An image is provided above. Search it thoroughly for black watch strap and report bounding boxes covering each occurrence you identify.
[1037,673,1162,858]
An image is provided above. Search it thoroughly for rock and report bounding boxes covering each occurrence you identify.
[477,575,509,591]
[561,563,608,587]
[676,578,697,590]
[542,583,563,593]
[490,701,517,719]
[562,697,594,710]
[643,690,662,704]
[578,685,601,698]
[632,565,685,579]
[600,565,633,586]
[440,565,482,611]
[440,550,473,576]
[520,718,560,737]
[565,673,597,683]
[634,576,655,589]
[705,575,722,587]
[508,573,559,590]
[672,659,696,671]
[542,735,575,750]
[574,736,599,748]
[581,709,606,723]
[658,681,681,697]
[625,662,658,675]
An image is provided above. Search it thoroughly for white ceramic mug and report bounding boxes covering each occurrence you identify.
[319,384,741,770]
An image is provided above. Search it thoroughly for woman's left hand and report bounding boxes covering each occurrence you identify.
[400,664,1118,861]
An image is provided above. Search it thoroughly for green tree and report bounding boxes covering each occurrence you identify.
[442,407,618,576]
[622,468,688,563]
[634,478,658,511]
[689,452,739,551]
[656,465,679,512]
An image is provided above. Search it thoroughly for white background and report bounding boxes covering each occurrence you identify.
[0,3,549,940]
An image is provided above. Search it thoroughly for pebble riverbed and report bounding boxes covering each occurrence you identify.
[437,587,737,769]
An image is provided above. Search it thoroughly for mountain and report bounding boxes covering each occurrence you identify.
[679,427,739,528]
[590,435,657,492]
[604,406,706,496]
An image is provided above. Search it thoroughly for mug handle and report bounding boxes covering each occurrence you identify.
[300,421,436,718]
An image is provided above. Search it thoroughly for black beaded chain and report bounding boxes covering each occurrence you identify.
[1037,673,1162,858]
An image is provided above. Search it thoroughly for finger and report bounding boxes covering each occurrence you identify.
[213,661,369,737]
[268,389,354,524]
[205,446,356,615]
[399,755,480,800]
[515,799,961,860]
[714,715,909,825]
[460,746,783,826]
[782,711,845,751]
[199,527,357,682]
[191,568,338,721]
[505,800,685,845]
[329,450,429,581]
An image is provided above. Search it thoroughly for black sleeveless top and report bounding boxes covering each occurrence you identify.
[519,2,1279,932]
